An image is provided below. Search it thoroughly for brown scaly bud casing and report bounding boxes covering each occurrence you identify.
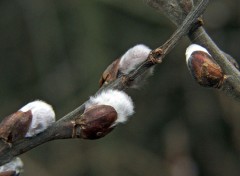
[99,44,152,88]
[75,105,117,139]
[76,90,134,139]
[0,111,32,144]
[99,58,120,87]
[0,171,17,176]
[185,44,225,88]
[0,100,55,145]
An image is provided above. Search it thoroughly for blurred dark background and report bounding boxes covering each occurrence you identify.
[1,0,240,175]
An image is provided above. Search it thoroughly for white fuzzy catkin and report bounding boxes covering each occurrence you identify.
[185,44,210,62]
[85,90,134,126]
[0,157,23,174]
[20,100,56,137]
[119,44,151,74]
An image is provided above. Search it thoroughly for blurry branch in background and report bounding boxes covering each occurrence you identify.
[147,0,240,100]
[0,0,208,170]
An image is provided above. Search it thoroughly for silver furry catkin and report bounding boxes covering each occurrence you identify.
[99,44,154,88]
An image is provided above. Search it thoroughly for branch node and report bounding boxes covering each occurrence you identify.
[72,120,82,139]
[189,17,204,34]
[148,48,163,64]
[122,75,132,87]
[0,140,12,149]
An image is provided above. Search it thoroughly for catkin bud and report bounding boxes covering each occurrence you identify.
[75,90,134,139]
[0,100,55,144]
[99,44,153,88]
[20,100,56,137]
[185,44,224,88]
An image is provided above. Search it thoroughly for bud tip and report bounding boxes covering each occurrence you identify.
[185,44,209,62]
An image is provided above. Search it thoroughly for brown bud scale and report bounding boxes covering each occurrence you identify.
[75,105,117,139]
[0,111,32,144]
[99,58,120,87]
[188,51,224,88]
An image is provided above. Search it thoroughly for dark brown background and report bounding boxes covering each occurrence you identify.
[1,0,240,176]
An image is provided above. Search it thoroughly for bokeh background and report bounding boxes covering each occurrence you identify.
[1,0,240,175]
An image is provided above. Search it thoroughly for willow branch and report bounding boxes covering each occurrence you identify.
[147,0,240,100]
[0,0,208,166]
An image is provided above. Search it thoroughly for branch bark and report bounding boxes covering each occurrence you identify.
[146,0,193,26]
[0,0,209,166]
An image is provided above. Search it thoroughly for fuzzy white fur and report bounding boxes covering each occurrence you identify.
[85,90,134,126]
[20,100,56,137]
[185,44,210,62]
[119,44,151,74]
[0,157,23,174]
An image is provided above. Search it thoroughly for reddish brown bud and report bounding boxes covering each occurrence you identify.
[186,44,225,88]
[188,51,224,88]
[75,105,117,139]
[0,111,32,144]
[0,171,17,176]
[99,45,153,88]
[99,59,120,87]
